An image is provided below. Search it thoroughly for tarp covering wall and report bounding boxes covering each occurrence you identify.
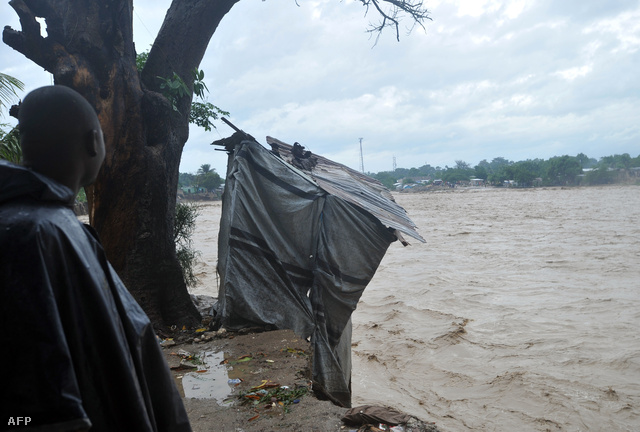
[215,139,415,406]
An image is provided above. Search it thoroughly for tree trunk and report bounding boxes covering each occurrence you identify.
[4,0,240,327]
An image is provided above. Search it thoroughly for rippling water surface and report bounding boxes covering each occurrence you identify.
[190,185,640,431]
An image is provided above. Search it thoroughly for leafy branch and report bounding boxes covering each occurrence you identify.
[157,72,191,112]
[0,125,21,164]
[136,51,229,130]
[190,101,229,131]
[157,69,229,131]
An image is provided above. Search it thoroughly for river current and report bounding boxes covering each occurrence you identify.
[189,185,640,431]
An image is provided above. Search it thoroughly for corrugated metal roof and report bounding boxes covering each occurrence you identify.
[266,136,425,244]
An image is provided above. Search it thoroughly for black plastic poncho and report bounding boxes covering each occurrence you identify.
[0,161,191,432]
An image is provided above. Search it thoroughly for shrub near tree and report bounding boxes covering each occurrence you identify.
[174,202,201,289]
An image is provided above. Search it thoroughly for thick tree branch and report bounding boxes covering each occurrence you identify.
[140,0,241,147]
[142,0,240,95]
[4,0,136,96]
[3,0,60,72]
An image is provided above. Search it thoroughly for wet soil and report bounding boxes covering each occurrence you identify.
[161,329,439,432]
[163,329,346,431]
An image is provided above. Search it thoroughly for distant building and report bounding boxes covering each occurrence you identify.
[181,186,206,194]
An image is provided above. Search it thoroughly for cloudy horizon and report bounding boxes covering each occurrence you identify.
[2,0,639,176]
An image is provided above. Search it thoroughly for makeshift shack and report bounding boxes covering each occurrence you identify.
[212,130,424,407]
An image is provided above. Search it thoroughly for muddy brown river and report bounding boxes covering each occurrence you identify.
[189,185,640,431]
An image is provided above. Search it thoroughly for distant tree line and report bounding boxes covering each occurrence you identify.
[372,153,640,190]
[179,163,223,193]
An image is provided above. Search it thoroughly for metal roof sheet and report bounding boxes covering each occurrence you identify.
[266,136,425,244]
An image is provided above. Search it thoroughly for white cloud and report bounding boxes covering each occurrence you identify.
[509,94,534,107]
[1,0,638,175]
[471,35,492,44]
[455,0,502,18]
[584,8,640,53]
[554,64,593,81]
[503,0,531,20]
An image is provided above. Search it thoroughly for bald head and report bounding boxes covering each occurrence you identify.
[18,86,105,194]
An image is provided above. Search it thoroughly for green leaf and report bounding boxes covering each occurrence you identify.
[0,124,21,164]
[0,72,25,116]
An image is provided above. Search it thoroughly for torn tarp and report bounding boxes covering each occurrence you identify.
[214,137,423,407]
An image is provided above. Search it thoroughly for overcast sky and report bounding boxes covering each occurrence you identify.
[2,0,639,175]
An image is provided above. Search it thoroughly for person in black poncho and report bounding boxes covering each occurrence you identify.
[0,86,192,432]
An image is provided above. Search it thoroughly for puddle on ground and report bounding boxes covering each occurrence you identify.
[178,351,238,405]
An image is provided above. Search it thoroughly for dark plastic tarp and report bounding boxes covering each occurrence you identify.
[0,161,191,432]
[215,140,398,407]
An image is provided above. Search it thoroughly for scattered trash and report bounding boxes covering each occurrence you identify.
[338,413,439,432]
[179,360,198,369]
[169,349,205,370]
[341,405,411,428]
[228,378,243,385]
[281,347,307,356]
[250,380,280,391]
[239,383,309,414]
[160,338,176,347]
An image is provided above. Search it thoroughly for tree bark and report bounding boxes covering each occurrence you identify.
[4,0,239,327]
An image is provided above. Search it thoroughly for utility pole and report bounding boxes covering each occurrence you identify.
[359,137,365,173]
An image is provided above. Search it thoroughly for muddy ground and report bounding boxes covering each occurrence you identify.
[161,329,439,432]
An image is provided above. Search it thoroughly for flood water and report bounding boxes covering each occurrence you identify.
[189,185,640,431]
[180,350,233,403]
